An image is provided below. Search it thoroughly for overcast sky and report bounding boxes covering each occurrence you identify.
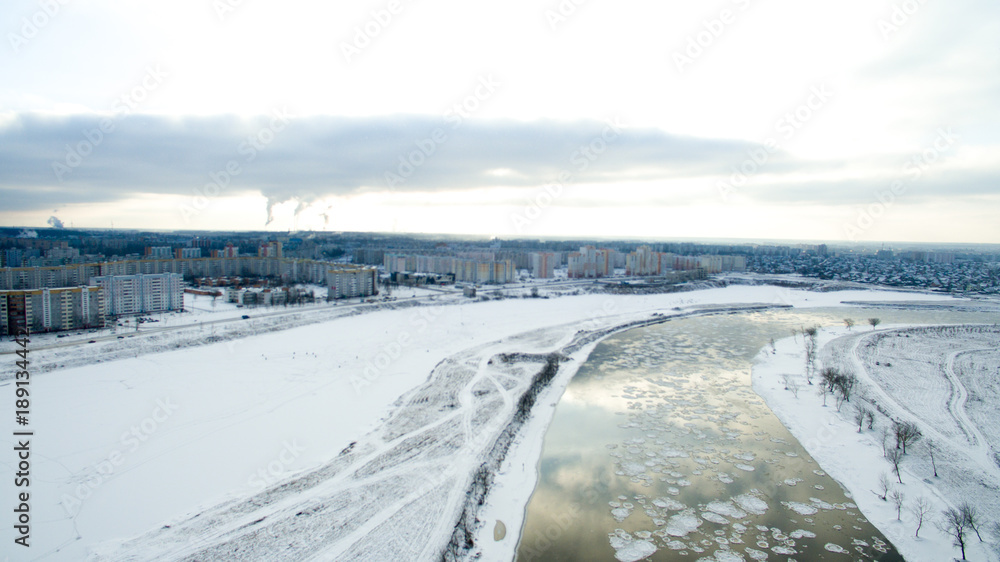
[2,0,998,243]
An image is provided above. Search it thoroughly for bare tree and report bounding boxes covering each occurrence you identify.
[769,337,776,354]
[891,489,905,520]
[818,368,857,411]
[852,403,874,432]
[844,318,855,331]
[873,472,892,501]
[787,378,800,398]
[939,507,969,560]
[887,446,904,483]
[835,390,847,412]
[927,440,938,477]
[854,405,868,433]
[803,327,818,384]
[959,503,984,542]
[820,367,839,395]
[910,497,932,538]
[836,372,857,403]
[893,420,923,454]
[880,426,892,457]
[868,317,881,330]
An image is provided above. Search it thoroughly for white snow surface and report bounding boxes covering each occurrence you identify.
[0,284,969,561]
[753,320,1000,562]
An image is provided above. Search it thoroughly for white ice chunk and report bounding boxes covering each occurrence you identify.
[706,501,748,519]
[608,530,658,562]
[781,502,818,515]
[733,493,769,515]
[663,509,704,537]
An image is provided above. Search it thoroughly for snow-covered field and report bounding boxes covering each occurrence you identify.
[0,282,981,561]
[754,323,1000,562]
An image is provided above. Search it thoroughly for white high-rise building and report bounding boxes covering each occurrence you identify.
[328,267,377,299]
[0,286,104,334]
[531,252,556,279]
[90,273,184,316]
[626,246,659,276]
[568,246,613,278]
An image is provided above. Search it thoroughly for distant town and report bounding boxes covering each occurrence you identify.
[2,226,999,336]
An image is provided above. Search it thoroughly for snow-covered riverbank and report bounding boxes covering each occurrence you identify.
[753,323,1000,562]
[0,284,972,560]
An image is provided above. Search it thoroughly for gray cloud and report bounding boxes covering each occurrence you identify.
[1,113,997,220]
[0,112,771,212]
[740,169,1000,206]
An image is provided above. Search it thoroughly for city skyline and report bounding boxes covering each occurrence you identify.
[2,0,999,243]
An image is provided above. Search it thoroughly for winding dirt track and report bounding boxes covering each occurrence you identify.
[847,330,1000,481]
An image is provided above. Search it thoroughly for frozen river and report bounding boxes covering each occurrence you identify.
[516,305,998,562]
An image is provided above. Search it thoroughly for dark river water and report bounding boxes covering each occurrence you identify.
[516,306,998,562]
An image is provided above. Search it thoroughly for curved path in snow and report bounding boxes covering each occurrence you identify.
[91,303,782,561]
[944,347,998,473]
[847,331,1000,481]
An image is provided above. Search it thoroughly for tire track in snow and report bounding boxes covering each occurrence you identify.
[944,347,998,474]
[848,331,1000,480]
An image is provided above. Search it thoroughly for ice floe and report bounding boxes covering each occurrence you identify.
[608,530,658,562]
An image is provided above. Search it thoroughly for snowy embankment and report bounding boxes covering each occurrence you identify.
[0,284,962,561]
[753,324,1000,562]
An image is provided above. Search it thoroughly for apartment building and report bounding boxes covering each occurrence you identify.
[0,286,104,335]
[328,267,378,299]
[90,273,184,316]
[384,253,515,284]
[531,252,556,279]
[567,246,614,278]
[175,247,202,259]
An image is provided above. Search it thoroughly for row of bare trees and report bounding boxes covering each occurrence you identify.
[843,317,882,330]
[819,367,858,410]
[870,398,994,557]
[787,322,996,559]
[941,503,988,559]
[875,470,988,558]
